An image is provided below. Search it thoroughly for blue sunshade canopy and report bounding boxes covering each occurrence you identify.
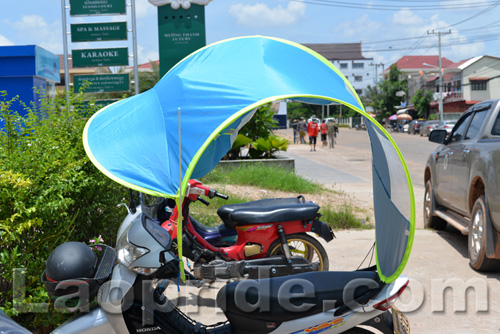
[83,36,414,283]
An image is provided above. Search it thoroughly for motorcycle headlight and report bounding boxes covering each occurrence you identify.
[117,225,157,275]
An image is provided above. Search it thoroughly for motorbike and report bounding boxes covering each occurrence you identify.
[0,200,410,334]
[157,179,333,281]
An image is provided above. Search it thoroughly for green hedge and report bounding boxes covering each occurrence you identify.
[0,90,127,330]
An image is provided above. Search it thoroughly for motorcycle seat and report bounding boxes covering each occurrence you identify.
[217,199,319,228]
[189,215,233,234]
[217,270,381,330]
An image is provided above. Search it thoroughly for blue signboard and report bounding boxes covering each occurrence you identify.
[35,46,60,83]
[0,45,60,118]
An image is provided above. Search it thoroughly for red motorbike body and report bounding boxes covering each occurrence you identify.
[160,180,334,263]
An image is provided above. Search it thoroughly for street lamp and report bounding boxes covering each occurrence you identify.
[422,62,444,121]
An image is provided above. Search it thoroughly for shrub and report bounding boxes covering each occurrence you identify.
[0,89,127,330]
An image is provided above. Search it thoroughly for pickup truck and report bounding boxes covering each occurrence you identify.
[424,99,500,271]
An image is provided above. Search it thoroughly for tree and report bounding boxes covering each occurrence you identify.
[411,88,434,119]
[377,64,407,119]
[286,101,321,121]
[239,103,278,141]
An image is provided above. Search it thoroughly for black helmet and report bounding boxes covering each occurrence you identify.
[45,242,97,282]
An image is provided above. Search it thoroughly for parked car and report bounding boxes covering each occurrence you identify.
[408,119,426,135]
[424,99,500,271]
[435,120,457,136]
[420,120,441,137]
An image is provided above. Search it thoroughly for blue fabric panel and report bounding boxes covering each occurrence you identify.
[85,37,364,197]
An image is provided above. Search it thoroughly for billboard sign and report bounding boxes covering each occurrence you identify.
[70,0,126,16]
[35,46,60,83]
[157,4,206,76]
[74,74,130,92]
[71,22,128,42]
[72,48,129,67]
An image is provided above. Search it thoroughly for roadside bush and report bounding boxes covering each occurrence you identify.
[0,89,127,330]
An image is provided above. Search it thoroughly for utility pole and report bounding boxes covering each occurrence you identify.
[427,29,451,121]
[370,62,384,86]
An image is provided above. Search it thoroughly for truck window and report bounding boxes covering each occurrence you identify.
[492,112,500,135]
[450,112,473,143]
[465,109,487,139]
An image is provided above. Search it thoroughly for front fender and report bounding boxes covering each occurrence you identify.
[311,220,335,242]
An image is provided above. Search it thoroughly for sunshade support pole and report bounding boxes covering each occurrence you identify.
[177,107,186,283]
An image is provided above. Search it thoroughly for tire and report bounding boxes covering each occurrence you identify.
[267,233,329,271]
[424,180,447,230]
[468,195,500,271]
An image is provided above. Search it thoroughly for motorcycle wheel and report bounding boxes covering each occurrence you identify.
[267,233,329,271]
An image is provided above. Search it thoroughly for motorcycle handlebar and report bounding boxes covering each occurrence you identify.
[197,196,210,206]
[214,192,229,200]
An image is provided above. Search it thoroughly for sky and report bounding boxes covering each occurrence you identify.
[1,0,500,71]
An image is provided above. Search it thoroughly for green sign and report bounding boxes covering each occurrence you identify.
[74,74,130,93]
[70,0,126,16]
[72,48,129,68]
[71,22,127,42]
[157,4,206,76]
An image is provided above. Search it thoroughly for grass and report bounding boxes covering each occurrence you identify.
[202,163,326,193]
[320,204,372,230]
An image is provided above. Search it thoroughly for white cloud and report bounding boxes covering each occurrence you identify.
[13,15,47,29]
[335,14,382,39]
[392,8,423,26]
[135,0,156,19]
[229,1,306,27]
[442,33,486,60]
[11,15,62,54]
[137,45,159,64]
[0,35,14,46]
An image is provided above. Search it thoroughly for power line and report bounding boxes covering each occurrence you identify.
[290,0,498,11]
[440,0,500,29]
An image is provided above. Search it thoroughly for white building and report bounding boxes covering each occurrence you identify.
[302,43,374,96]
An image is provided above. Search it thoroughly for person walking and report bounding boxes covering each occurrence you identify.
[291,119,298,144]
[297,117,307,144]
[327,119,338,148]
[307,118,319,151]
[320,120,327,147]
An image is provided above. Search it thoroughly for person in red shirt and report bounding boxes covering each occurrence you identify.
[320,120,327,147]
[307,118,319,151]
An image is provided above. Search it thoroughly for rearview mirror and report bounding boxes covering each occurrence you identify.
[429,129,447,144]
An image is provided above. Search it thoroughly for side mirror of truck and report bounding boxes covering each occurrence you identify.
[429,129,447,144]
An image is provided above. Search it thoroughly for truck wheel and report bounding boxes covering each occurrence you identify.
[424,180,447,230]
[468,195,500,271]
